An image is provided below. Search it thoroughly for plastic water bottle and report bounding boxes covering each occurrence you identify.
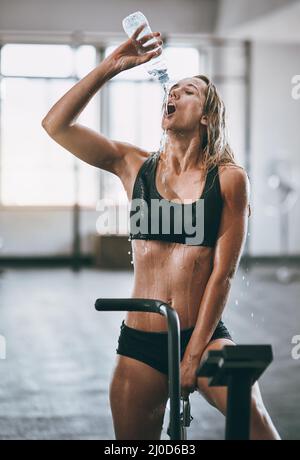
[122,11,170,86]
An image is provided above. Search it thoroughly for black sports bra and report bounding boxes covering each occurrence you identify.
[129,151,223,247]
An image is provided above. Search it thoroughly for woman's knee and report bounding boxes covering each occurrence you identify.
[250,382,268,418]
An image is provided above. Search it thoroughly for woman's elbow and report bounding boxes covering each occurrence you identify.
[41,117,52,133]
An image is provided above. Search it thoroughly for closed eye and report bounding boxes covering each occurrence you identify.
[185,91,193,95]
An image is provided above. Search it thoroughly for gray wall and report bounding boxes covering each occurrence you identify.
[0,0,217,40]
[250,42,300,255]
[216,0,299,34]
[0,207,102,257]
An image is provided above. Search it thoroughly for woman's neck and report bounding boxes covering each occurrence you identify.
[162,132,205,173]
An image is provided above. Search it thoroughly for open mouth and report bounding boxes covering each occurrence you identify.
[166,103,176,116]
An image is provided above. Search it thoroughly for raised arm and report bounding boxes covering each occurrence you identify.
[41,23,163,177]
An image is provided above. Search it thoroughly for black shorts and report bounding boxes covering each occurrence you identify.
[116,319,234,375]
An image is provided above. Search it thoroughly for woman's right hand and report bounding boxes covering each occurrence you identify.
[108,23,163,73]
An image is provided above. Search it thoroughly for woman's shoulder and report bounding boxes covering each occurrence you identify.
[218,162,250,184]
[217,162,251,207]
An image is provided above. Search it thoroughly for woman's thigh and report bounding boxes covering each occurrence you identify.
[196,338,266,411]
[109,354,169,440]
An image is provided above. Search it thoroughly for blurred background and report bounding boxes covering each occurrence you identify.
[0,0,299,440]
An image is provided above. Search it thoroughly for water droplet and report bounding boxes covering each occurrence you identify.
[235,299,239,306]
[246,281,250,287]
[130,260,134,265]
[242,275,245,280]
[128,251,131,255]
[251,312,254,319]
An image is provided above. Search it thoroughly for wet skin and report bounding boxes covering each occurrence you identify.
[122,77,224,332]
[126,157,215,332]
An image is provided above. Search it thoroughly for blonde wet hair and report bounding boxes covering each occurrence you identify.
[193,74,237,172]
[195,75,251,217]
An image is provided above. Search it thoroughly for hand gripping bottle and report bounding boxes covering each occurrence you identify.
[122,11,169,86]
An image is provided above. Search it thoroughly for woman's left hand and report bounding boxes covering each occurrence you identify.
[180,359,199,399]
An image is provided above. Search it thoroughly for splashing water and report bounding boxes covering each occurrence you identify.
[162,82,170,116]
[148,68,170,86]
[158,83,171,154]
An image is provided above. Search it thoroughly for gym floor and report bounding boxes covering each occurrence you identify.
[0,263,299,440]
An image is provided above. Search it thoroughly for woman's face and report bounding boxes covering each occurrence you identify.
[161,77,207,132]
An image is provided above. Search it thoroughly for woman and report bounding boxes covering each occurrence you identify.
[42,24,281,440]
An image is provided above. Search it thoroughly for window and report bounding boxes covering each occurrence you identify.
[0,41,247,211]
[207,43,247,167]
[0,44,99,206]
